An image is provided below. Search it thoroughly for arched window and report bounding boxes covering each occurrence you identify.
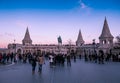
[103,40,107,44]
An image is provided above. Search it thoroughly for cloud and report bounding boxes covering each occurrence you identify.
[78,0,88,9]
[79,0,88,9]
[72,0,92,15]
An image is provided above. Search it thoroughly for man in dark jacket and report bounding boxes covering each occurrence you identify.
[31,55,37,74]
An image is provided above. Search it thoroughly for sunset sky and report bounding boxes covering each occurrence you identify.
[0,0,120,48]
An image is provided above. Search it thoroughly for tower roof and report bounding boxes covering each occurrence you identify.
[99,17,113,39]
[22,27,32,45]
[76,29,84,44]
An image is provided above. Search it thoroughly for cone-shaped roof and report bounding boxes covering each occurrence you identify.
[99,17,113,39]
[76,29,84,44]
[22,27,32,45]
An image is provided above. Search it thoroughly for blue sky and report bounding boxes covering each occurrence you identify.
[0,0,120,10]
[0,0,120,47]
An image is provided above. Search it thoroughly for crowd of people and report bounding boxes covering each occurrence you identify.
[0,52,30,64]
[83,50,120,64]
[0,51,120,74]
[0,52,15,64]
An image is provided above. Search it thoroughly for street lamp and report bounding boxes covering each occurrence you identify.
[92,39,97,63]
[13,39,16,62]
[13,39,16,54]
[68,39,72,53]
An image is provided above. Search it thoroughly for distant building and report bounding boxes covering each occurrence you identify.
[76,30,85,46]
[8,27,76,55]
[76,17,114,55]
[7,17,119,55]
[99,17,114,53]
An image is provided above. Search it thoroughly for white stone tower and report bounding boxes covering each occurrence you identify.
[99,17,114,50]
[22,27,32,45]
[76,29,85,46]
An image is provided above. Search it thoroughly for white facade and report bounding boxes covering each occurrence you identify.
[7,18,118,55]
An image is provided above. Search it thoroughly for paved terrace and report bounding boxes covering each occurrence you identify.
[0,59,120,83]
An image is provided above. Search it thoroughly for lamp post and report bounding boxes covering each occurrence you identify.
[92,39,96,52]
[13,39,16,62]
[14,39,16,54]
[68,39,72,53]
[92,39,97,63]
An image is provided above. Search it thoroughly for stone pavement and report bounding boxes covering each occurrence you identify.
[0,59,120,83]
[0,62,15,66]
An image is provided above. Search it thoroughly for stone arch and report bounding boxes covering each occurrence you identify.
[16,47,23,54]
[99,50,104,55]
[103,40,107,44]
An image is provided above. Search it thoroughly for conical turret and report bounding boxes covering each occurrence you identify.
[22,27,32,45]
[76,29,85,46]
[99,17,114,48]
[99,17,113,39]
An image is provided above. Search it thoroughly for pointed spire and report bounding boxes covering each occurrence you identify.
[99,17,113,39]
[22,27,32,45]
[76,29,84,46]
[24,27,30,39]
